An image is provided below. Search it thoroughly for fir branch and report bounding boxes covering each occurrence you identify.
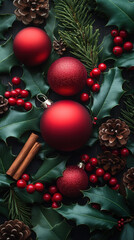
[55,0,101,73]
[4,188,31,226]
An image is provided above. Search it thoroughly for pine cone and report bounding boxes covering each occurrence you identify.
[99,119,130,148]
[97,151,126,175]
[0,219,32,240]
[53,39,66,55]
[13,0,49,25]
[123,167,134,191]
[0,95,9,115]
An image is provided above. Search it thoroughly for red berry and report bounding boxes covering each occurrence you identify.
[49,186,58,195]
[11,90,18,97]
[111,29,119,37]
[17,179,27,188]
[119,30,127,38]
[109,178,118,186]
[93,121,97,125]
[121,218,124,222]
[12,77,21,85]
[20,90,29,98]
[81,154,90,163]
[35,182,44,192]
[94,117,97,121]
[96,168,105,177]
[118,220,121,224]
[26,184,35,194]
[89,174,98,183]
[85,162,94,172]
[90,71,94,78]
[92,68,101,78]
[52,202,60,208]
[120,148,129,157]
[16,99,25,106]
[112,184,120,190]
[120,222,124,226]
[114,36,123,45]
[80,93,89,102]
[15,88,21,95]
[8,97,16,106]
[103,173,111,181]
[91,203,101,210]
[123,42,133,51]
[22,174,29,182]
[90,158,98,166]
[112,149,119,155]
[92,84,100,93]
[98,63,107,72]
[24,102,32,111]
[118,224,121,228]
[86,78,94,87]
[4,91,11,98]
[113,46,123,56]
[43,193,51,202]
[52,193,63,202]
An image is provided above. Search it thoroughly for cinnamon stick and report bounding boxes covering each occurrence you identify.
[6,133,39,177]
[13,142,41,180]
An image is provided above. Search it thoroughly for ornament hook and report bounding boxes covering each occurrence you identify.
[36,93,53,109]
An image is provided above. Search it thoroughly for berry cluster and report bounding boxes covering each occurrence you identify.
[81,154,120,190]
[102,146,130,158]
[4,77,32,111]
[16,174,63,208]
[111,29,133,56]
[80,63,107,102]
[116,218,125,231]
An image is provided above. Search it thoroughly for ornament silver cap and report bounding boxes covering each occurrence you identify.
[77,162,85,169]
[36,93,53,109]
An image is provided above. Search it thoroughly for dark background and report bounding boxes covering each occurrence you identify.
[0,0,132,239]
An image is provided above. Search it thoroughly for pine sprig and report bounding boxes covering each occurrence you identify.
[4,188,31,226]
[55,0,101,73]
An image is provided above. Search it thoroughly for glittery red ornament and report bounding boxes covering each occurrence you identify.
[40,100,92,151]
[47,57,87,96]
[57,166,88,198]
[13,27,51,66]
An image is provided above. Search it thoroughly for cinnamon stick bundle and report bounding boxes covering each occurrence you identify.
[6,133,41,180]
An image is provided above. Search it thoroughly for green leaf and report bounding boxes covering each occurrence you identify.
[0,37,19,74]
[126,154,134,168]
[83,186,130,217]
[0,14,16,40]
[32,150,68,183]
[119,223,134,240]
[44,8,58,42]
[86,126,99,147]
[56,203,116,232]
[0,198,8,217]
[32,206,71,240]
[91,67,124,120]
[126,139,134,155]
[0,141,15,174]
[96,0,134,33]
[99,34,115,62]
[0,107,43,142]
[0,81,6,95]
[0,174,13,189]
[115,51,134,68]
[126,188,134,212]
[22,67,49,98]
[14,187,43,204]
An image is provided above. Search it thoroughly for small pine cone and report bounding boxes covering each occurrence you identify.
[0,95,9,115]
[99,119,130,148]
[53,39,66,55]
[123,167,134,191]
[13,0,49,25]
[0,219,32,240]
[97,151,126,175]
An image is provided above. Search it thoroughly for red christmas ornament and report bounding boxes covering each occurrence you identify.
[13,27,51,66]
[57,166,88,198]
[47,57,87,96]
[40,100,92,151]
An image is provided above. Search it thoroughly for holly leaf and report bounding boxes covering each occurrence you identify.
[126,188,134,212]
[0,141,15,174]
[83,186,130,217]
[14,187,43,204]
[99,34,115,62]
[126,138,134,155]
[32,206,71,240]
[115,51,134,68]
[22,67,49,98]
[86,126,99,147]
[0,37,19,74]
[0,198,8,217]
[0,14,16,40]
[0,174,13,190]
[96,0,134,33]
[119,223,134,240]
[126,154,134,168]
[32,150,69,183]
[91,67,124,120]
[0,107,43,142]
[0,81,6,95]
[44,8,59,42]
[56,203,116,232]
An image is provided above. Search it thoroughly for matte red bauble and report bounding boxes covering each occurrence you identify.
[40,100,92,151]
[57,166,88,198]
[13,27,51,66]
[47,57,87,96]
